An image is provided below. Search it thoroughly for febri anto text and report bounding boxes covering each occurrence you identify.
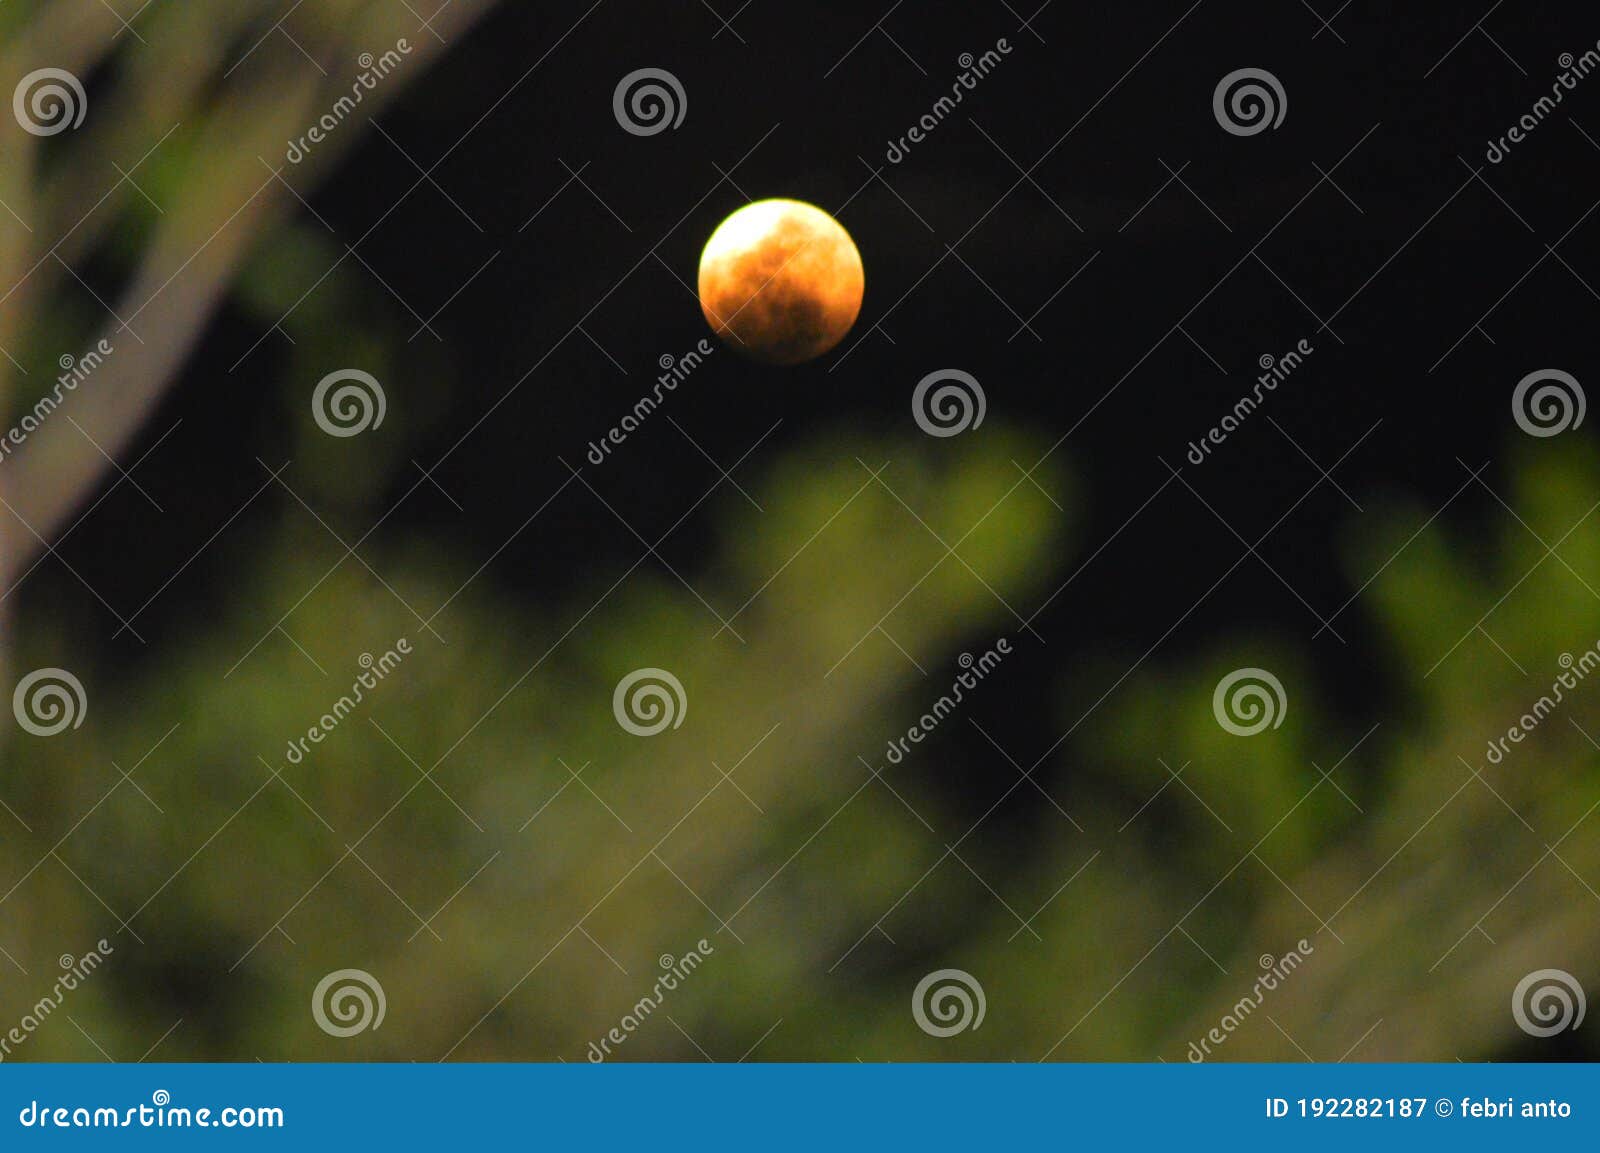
[286,39,413,164]
[1485,644,1600,765]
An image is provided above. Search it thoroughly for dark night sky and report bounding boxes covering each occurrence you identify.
[62,0,1600,749]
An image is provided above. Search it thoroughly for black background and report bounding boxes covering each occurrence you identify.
[55,0,1600,813]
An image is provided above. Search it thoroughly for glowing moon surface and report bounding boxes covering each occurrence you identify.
[697,199,864,365]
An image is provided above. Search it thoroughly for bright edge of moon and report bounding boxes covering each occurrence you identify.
[697,199,864,366]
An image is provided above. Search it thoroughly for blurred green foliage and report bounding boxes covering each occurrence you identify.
[1,0,1597,1066]
[5,409,1600,1061]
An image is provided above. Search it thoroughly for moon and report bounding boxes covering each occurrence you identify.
[697,199,864,365]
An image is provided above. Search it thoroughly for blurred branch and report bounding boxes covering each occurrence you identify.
[0,0,497,589]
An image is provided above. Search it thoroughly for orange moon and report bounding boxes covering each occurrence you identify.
[697,199,864,365]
